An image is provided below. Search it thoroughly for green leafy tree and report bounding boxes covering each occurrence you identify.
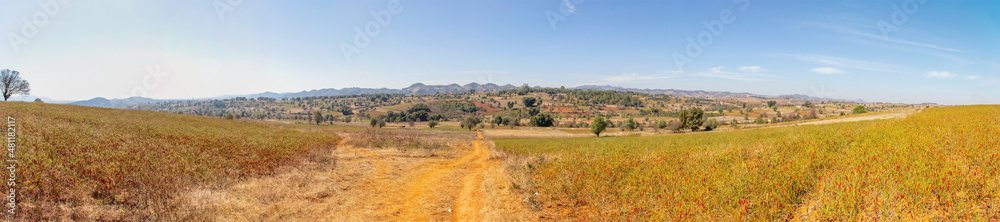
[522,97,537,107]
[656,120,667,129]
[370,118,378,128]
[590,116,608,137]
[685,108,705,131]
[853,105,868,114]
[493,116,504,126]
[530,113,554,127]
[377,119,386,128]
[428,120,438,128]
[767,100,777,107]
[527,107,541,117]
[314,111,323,125]
[679,109,690,130]
[335,105,354,115]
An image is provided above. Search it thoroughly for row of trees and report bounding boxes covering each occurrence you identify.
[588,107,719,137]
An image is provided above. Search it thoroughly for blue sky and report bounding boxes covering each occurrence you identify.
[1,0,997,104]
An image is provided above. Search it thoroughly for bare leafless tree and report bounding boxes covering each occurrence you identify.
[1,69,31,101]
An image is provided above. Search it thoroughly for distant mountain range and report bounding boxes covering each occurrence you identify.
[573,85,864,103]
[68,97,178,108]
[244,83,520,99]
[56,82,867,108]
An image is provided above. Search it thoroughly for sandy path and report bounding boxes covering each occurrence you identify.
[182,131,499,221]
[395,131,489,221]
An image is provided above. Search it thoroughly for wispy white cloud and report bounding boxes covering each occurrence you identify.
[811,67,844,74]
[806,22,963,52]
[694,66,773,82]
[603,71,678,83]
[926,71,956,79]
[738,66,766,73]
[783,54,913,75]
[454,70,510,74]
[964,75,980,80]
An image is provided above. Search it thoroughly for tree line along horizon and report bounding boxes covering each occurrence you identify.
[4,72,888,134]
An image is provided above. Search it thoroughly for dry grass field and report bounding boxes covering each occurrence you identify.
[180,128,538,221]
[0,102,340,221]
[495,105,1000,220]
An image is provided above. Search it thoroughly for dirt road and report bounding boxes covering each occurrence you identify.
[183,130,502,221]
[396,131,489,221]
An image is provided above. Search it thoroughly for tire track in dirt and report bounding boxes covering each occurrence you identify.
[453,131,489,221]
[396,130,489,221]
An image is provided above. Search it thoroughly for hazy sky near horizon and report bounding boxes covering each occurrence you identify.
[1,0,998,104]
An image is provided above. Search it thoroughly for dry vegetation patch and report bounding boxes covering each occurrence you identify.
[495,105,1000,220]
[0,102,340,221]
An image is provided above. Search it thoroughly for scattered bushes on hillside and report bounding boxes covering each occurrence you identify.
[460,116,481,130]
[345,129,448,150]
[853,105,868,114]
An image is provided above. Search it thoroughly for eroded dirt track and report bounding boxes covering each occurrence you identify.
[395,131,489,221]
[183,130,499,221]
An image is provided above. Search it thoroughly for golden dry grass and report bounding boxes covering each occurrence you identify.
[0,102,340,221]
[179,128,537,221]
[494,105,1000,220]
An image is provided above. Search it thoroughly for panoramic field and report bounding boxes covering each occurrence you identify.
[495,105,1000,220]
[3,0,997,221]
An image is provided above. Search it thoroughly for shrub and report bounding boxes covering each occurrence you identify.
[428,120,438,128]
[703,118,718,131]
[853,105,868,114]
[667,120,682,133]
[623,117,637,131]
[656,120,667,129]
[460,117,481,130]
